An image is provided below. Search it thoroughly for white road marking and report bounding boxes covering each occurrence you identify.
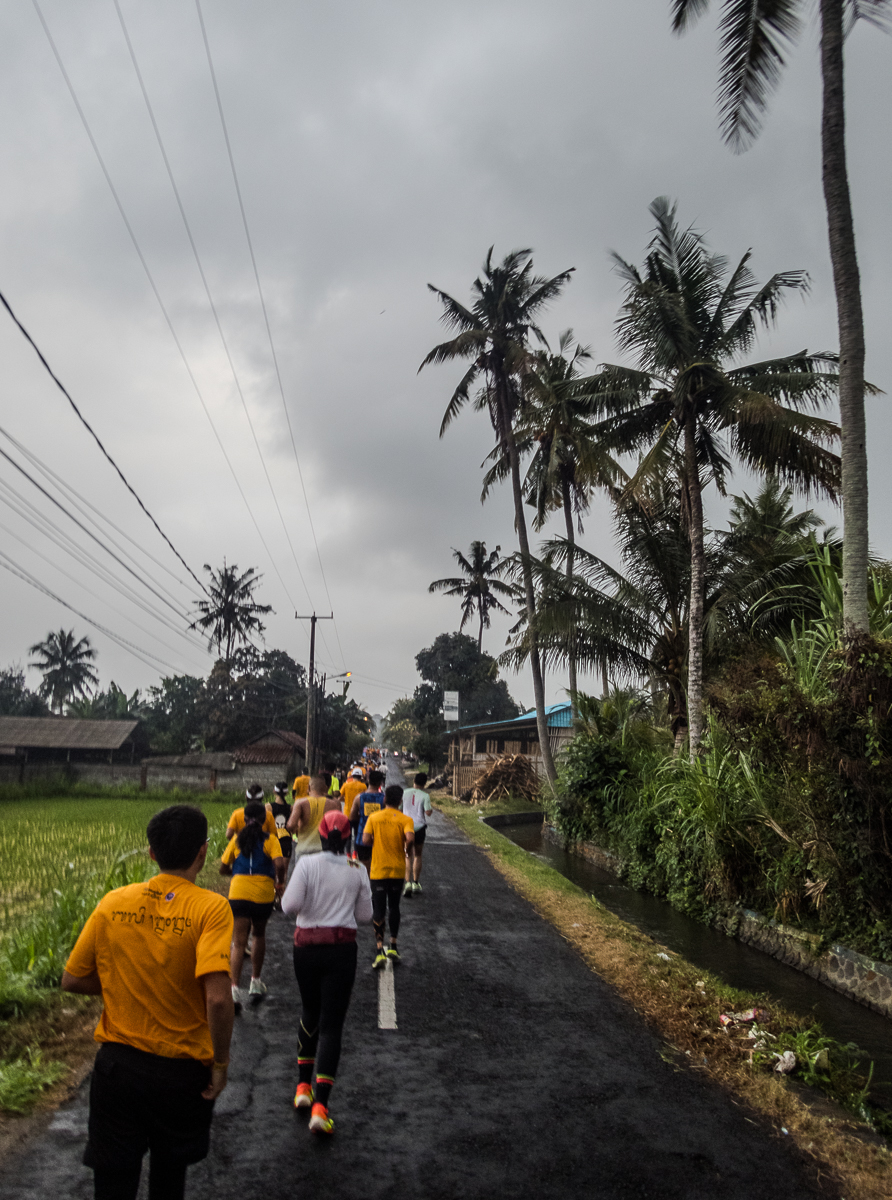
[378,959,397,1030]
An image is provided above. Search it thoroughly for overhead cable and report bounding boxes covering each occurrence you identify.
[31,0,306,628]
[0,424,202,598]
[0,516,209,672]
[0,549,184,674]
[194,0,346,671]
[0,474,209,655]
[0,285,206,596]
[112,0,314,617]
[0,443,192,622]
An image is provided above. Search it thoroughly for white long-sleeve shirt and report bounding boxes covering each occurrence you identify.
[281,851,373,929]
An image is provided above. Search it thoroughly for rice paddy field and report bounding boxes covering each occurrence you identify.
[0,795,234,930]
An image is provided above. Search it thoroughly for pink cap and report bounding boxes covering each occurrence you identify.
[319,811,351,839]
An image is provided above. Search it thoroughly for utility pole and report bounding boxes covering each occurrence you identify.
[296,612,333,775]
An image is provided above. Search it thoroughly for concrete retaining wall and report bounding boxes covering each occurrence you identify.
[540,823,892,1021]
[141,764,289,794]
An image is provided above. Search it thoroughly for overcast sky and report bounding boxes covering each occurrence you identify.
[0,0,889,718]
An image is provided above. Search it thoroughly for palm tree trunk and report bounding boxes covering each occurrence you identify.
[561,477,578,716]
[683,415,705,755]
[495,376,558,784]
[478,609,484,654]
[820,0,869,635]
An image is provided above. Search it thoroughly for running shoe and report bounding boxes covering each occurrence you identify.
[248,978,268,1000]
[231,986,243,1013]
[403,881,414,897]
[372,951,388,970]
[293,1083,314,1110]
[309,1103,334,1135]
[385,946,401,962]
[413,882,423,894]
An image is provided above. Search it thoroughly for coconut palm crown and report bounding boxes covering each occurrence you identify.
[28,628,98,714]
[583,197,843,752]
[429,541,514,652]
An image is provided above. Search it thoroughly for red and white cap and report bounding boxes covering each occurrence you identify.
[318,811,351,840]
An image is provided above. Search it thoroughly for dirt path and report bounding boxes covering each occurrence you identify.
[0,787,829,1199]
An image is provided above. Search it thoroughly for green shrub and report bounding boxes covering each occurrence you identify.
[0,1048,66,1114]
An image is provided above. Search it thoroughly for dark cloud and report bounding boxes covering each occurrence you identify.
[0,0,889,712]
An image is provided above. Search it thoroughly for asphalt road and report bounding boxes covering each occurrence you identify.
[1,755,829,1199]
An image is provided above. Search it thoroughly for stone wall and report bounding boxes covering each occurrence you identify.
[542,824,892,1021]
[141,763,290,795]
[0,761,142,787]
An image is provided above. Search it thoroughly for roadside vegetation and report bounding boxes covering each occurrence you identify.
[438,795,892,1199]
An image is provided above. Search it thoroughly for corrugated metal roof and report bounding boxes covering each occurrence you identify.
[0,717,138,751]
[452,703,573,736]
[232,730,305,766]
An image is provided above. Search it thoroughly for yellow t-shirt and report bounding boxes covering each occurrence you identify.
[340,778,366,811]
[221,834,283,904]
[364,807,414,879]
[226,806,277,839]
[65,874,232,1064]
[292,775,310,799]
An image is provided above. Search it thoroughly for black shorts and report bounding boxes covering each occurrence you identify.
[84,1042,213,1171]
[229,899,274,924]
[412,825,427,847]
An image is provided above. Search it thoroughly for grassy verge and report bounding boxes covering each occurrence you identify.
[436,796,892,1200]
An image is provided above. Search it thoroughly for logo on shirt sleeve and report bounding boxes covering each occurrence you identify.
[164,891,176,901]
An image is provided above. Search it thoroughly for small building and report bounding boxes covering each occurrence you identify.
[141,730,306,794]
[0,716,143,786]
[447,703,574,798]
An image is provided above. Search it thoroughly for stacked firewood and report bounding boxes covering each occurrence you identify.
[469,753,540,805]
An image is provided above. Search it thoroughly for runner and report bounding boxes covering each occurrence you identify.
[340,767,366,816]
[282,811,372,1136]
[402,772,433,895]
[292,769,311,800]
[362,784,414,969]
[325,763,341,798]
[286,774,342,858]
[61,805,233,1200]
[219,801,286,1011]
[225,785,277,841]
[270,782,293,895]
[349,769,384,868]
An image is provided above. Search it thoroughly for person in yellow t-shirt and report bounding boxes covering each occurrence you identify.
[292,771,311,800]
[363,784,414,969]
[62,804,233,1200]
[226,784,277,841]
[340,768,366,815]
[219,802,285,1011]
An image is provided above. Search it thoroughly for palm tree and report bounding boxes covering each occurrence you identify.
[420,248,575,783]
[485,330,626,704]
[28,629,98,714]
[429,541,514,651]
[585,198,842,752]
[670,0,889,634]
[189,562,273,665]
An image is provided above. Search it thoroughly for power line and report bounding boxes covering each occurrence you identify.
[30,0,308,633]
[0,424,202,598]
[0,442,192,623]
[112,0,317,619]
[0,515,210,672]
[0,286,206,596]
[0,548,185,674]
[0,473,209,657]
[194,0,346,672]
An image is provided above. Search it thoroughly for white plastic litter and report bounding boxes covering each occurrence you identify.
[774,1050,797,1074]
[656,952,671,961]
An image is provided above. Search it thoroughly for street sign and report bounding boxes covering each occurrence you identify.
[443,690,459,723]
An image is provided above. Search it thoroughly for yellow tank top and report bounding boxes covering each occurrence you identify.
[293,796,327,857]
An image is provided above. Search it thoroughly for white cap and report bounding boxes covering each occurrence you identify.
[351,768,363,777]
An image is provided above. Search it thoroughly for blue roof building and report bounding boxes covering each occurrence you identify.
[447,702,574,797]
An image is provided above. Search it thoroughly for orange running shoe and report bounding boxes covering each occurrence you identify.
[293,1083,314,1110]
[309,1102,334,1134]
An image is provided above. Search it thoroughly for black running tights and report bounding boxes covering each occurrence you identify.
[371,877,404,941]
[292,942,357,1104]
